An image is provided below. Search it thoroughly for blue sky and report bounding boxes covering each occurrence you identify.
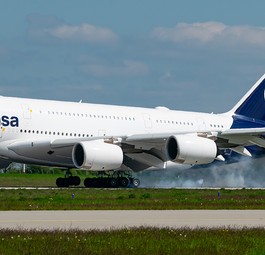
[1,1,265,113]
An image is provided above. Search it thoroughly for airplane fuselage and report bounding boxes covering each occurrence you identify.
[0,96,233,169]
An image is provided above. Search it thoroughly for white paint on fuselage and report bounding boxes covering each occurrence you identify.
[0,96,233,168]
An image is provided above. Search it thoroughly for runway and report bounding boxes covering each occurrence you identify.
[0,210,265,230]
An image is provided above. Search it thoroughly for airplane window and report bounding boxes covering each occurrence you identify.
[73,113,75,116]
[74,134,76,136]
[20,129,23,133]
[53,132,55,135]
[36,131,39,134]
[57,132,60,135]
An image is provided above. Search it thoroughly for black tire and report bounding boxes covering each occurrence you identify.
[56,177,69,187]
[132,178,140,187]
[56,177,64,187]
[91,178,100,188]
[84,178,92,188]
[119,177,129,187]
[109,178,118,188]
[72,176,81,186]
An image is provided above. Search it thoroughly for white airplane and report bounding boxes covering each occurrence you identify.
[1,74,265,188]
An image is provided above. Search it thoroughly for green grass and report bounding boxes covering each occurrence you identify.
[0,187,265,210]
[0,173,84,187]
[0,227,265,255]
[1,173,265,210]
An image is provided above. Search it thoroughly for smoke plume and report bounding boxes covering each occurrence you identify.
[136,157,265,188]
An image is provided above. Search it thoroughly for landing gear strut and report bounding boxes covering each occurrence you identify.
[56,169,81,187]
[84,171,140,188]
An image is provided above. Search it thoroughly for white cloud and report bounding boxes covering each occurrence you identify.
[46,23,118,43]
[81,60,149,77]
[27,14,118,44]
[152,22,265,46]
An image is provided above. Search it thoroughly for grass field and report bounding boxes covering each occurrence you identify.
[1,173,265,210]
[1,173,265,254]
[0,183,265,210]
[0,227,265,255]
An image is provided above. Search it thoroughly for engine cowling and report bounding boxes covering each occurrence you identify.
[166,135,217,165]
[72,141,123,171]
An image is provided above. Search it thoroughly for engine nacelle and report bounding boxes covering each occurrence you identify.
[166,135,217,165]
[72,141,123,171]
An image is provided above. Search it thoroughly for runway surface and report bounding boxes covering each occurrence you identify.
[0,210,265,230]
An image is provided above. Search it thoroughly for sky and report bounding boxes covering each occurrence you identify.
[1,0,265,113]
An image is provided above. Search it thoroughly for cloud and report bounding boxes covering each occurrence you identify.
[80,60,149,77]
[27,14,118,44]
[152,22,265,47]
[46,24,118,43]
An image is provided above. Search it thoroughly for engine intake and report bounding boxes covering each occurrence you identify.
[166,135,217,165]
[72,141,123,171]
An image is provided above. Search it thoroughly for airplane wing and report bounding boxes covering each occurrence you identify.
[220,128,265,150]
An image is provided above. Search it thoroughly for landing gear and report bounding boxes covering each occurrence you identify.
[84,171,140,188]
[56,169,81,187]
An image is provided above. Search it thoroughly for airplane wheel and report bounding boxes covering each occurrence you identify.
[91,178,100,188]
[56,177,64,187]
[119,177,129,187]
[109,178,118,188]
[56,177,69,187]
[84,178,92,188]
[72,176,81,186]
[132,178,140,187]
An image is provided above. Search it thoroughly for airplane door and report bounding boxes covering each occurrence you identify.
[21,104,32,119]
[197,117,207,132]
[98,129,106,137]
[142,113,152,129]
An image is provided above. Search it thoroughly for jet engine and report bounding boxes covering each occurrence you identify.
[166,135,217,165]
[72,141,123,171]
